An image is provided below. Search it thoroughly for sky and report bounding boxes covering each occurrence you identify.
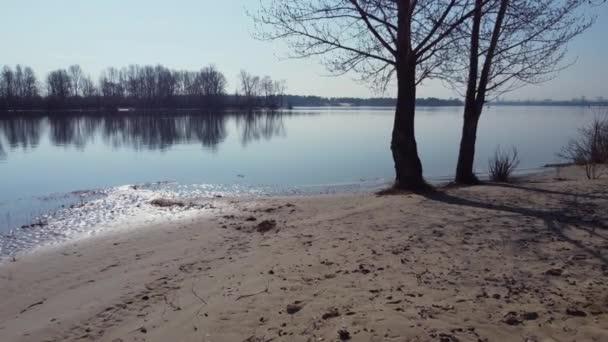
[1,0,607,100]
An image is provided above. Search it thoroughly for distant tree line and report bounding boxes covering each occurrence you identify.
[0,64,287,111]
[491,99,608,107]
[1,63,467,112]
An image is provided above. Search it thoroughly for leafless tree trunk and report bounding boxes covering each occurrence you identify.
[68,65,83,97]
[22,67,38,98]
[455,0,506,184]
[239,70,261,107]
[391,0,425,188]
[253,0,480,190]
[81,75,97,97]
[452,0,603,184]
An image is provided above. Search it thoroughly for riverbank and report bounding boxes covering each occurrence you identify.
[1,167,607,342]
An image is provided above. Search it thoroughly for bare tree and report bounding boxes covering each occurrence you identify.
[124,65,142,100]
[81,75,97,97]
[259,76,286,108]
[560,115,608,179]
[14,65,25,99]
[1,65,38,109]
[450,0,604,184]
[273,80,287,108]
[253,0,483,190]
[1,66,15,102]
[260,76,274,106]
[22,67,38,98]
[46,69,72,101]
[68,64,83,97]
[199,65,227,97]
[239,70,261,106]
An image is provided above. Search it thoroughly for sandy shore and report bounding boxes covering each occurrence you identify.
[1,168,607,342]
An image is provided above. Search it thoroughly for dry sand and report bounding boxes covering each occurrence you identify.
[1,167,607,342]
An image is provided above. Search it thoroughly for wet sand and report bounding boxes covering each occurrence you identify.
[1,167,607,341]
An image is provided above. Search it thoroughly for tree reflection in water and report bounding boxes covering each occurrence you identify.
[237,110,286,146]
[0,116,43,150]
[0,139,5,160]
[0,110,303,157]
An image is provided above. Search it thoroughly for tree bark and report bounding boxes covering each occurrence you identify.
[391,60,426,190]
[389,0,426,190]
[455,0,508,184]
[455,104,482,184]
[455,0,483,184]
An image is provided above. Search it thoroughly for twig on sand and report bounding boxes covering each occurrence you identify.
[191,282,208,305]
[236,283,270,301]
[191,281,208,317]
[20,299,45,314]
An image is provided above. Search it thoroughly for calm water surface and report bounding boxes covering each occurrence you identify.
[0,106,595,242]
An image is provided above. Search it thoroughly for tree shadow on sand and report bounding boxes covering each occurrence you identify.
[491,181,608,201]
[421,187,608,266]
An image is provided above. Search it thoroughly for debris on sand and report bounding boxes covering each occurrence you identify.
[286,302,302,314]
[245,216,257,222]
[437,333,459,342]
[257,220,277,233]
[503,312,523,325]
[20,221,48,229]
[338,329,351,340]
[150,198,186,208]
[545,268,563,276]
[321,308,341,320]
[502,311,540,325]
[566,307,587,317]
[522,312,539,320]
[19,299,45,314]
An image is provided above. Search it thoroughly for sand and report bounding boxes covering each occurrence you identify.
[1,167,607,342]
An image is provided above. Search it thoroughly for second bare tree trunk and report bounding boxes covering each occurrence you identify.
[455,103,482,184]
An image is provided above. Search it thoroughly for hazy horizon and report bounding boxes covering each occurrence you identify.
[2,0,607,101]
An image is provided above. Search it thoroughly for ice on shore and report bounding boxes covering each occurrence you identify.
[0,183,249,261]
[0,179,387,262]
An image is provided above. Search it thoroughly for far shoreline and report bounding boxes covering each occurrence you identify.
[0,102,604,114]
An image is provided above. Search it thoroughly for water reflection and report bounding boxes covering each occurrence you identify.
[0,116,43,150]
[237,111,286,146]
[48,115,101,148]
[0,110,297,155]
[0,139,5,160]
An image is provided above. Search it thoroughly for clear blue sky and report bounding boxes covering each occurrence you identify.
[1,0,607,100]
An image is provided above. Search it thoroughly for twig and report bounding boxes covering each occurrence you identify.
[191,281,208,318]
[191,282,208,305]
[235,283,270,301]
[20,299,45,314]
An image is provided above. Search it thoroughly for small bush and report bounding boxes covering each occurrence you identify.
[560,114,608,179]
[488,146,520,182]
